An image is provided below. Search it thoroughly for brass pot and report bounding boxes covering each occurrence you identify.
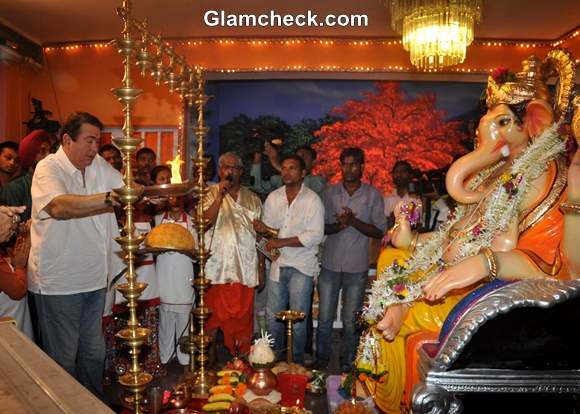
[169,383,192,409]
[247,367,278,396]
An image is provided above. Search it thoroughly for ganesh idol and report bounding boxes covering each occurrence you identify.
[355,49,580,413]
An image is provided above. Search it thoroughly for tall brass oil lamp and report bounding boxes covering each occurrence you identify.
[188,67,216,396]
[113,0,217,406]
[111,1,152,412]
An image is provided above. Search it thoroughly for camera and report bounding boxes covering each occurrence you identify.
[408,168,447,196]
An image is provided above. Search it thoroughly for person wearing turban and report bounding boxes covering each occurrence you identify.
[0,130,52,221]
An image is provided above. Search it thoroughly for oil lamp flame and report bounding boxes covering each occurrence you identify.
[166,154,184,184]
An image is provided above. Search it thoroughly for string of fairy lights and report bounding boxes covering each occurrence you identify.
[43,27,580,74]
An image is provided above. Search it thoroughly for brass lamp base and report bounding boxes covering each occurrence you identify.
[189,370,217,398]
[119,371,153,391]
[276,310,305,363]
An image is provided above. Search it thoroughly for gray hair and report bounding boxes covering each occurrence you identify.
[218,152,243,168]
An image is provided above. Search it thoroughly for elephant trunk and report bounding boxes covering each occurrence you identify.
[446,149,502,204]
[446,118,509,204]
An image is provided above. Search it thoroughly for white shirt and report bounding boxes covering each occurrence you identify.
[28,148,124,295]
[262,184,324,282]
[203,185,262,287]
[154,212,196,312]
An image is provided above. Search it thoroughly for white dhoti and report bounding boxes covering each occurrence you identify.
[159,304,191,365]
[155,212,196,366]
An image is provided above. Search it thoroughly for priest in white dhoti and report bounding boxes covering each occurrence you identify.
[203,152,262,355]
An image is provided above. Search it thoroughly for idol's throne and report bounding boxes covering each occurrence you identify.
[411,278,580,414]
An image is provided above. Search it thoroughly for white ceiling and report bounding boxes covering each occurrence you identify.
[0,0,579,45]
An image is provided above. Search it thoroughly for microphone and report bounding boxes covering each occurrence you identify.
[220,175,233,197]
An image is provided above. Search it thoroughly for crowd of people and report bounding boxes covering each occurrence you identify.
[0,110,449,400]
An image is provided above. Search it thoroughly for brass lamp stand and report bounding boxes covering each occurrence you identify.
[188,68,216,396]
[113,0,216,409]
[276,310,305,363]
[112,1,151,412]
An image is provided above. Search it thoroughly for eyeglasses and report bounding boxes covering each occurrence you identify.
[221,164,242,170]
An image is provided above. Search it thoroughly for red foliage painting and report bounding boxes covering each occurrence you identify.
[312,82,468,194]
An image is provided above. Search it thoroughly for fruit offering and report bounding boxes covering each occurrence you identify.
[203,370,248,413]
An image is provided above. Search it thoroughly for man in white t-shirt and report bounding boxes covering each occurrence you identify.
[28,112,123,398]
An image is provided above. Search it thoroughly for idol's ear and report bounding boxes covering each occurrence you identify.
[524,99,554,138]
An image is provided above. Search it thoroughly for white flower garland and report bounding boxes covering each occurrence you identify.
[362,122,565,324]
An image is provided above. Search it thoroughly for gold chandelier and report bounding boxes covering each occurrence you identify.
[389,0,482,70]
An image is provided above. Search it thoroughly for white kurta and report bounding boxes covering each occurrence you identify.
[154,212,195,312]
[155,211,195,365]
[202,185,262,287]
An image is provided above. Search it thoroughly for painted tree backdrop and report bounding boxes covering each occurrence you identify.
[312,82,468,194]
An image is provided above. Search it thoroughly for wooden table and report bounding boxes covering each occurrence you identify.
[0,320,114,414]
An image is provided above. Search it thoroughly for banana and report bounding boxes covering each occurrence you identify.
[217,369,242,377]
[208,393,236,402]
[209,384,233,395]
[203,401,232,412]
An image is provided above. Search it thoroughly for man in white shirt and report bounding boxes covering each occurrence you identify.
[253,155,324,364]
[295,145,326,197]
[28,112,123,398]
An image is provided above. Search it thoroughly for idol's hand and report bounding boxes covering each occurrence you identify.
[376,303,408,341]
[389,202,413,249]
[422,255,488,301]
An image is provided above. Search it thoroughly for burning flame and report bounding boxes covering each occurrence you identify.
[166,154,184,184]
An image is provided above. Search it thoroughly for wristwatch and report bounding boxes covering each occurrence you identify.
[104,191,113,207]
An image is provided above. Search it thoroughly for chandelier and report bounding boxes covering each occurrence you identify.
[389,0,482,70]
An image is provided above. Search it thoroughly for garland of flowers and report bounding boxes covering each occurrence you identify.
[362,122,565,324]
